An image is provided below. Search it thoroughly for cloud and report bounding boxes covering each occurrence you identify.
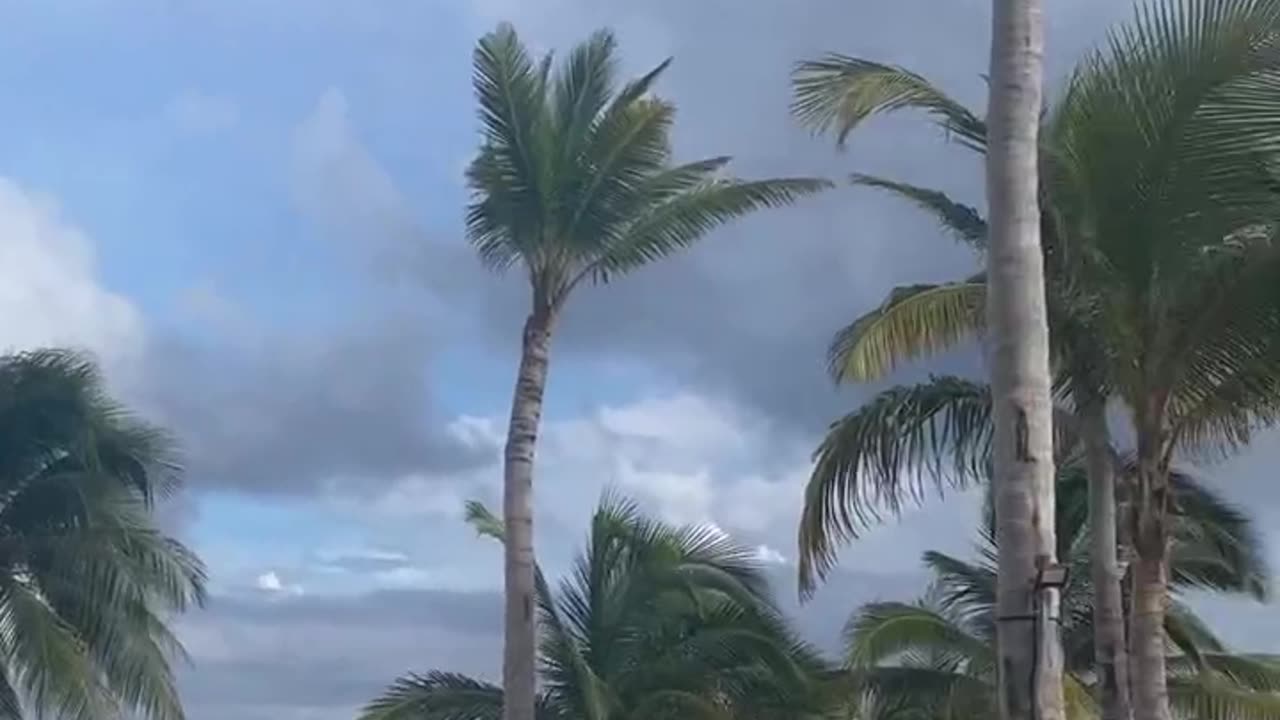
[0,177,144,376]
[254,571,304,597]
[164,90,240,136]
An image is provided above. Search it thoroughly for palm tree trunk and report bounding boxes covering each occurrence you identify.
[503,310,554,720]
[1131,450,1172,720]
[1079,398,1131,720]
[985,0,1064,719]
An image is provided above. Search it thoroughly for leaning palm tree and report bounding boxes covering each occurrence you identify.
[466,25,829,720]
[0,348,207,720]
[361,495,833,720]
[792,2,1280,719]
[840,470,1280,720]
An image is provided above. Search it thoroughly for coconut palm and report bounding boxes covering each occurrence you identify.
[0,348,206,720]
[361,495,833,720]
[792,2,1280,719]
[466,25,829,720]
[984,0,1061,713]
[840,469,1280,720]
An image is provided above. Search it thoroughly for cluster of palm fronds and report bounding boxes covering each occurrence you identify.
[0,349,205,720]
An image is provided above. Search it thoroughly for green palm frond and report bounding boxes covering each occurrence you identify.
[791,55,986,150]
[828,282,985,383]
[798,376,991,593]
[359,672,518,720]
[585,177,831,286]
[1166,470,1272,600]
[850,174,987,250]
[467,23,551,273]
[842,600,993,673]
[1169,674,1280,720]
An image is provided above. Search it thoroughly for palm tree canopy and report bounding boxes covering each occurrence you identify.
[794,0,1280,587]
[467,24,831,314]
[363,494,832,720]
[797,373,1272,595]
[0,349,206,720]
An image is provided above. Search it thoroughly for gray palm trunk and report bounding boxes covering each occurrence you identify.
[502,310,554,720]
[1131,413,1173,720]
[1079,398,1132,720]
[985,0,1065,718]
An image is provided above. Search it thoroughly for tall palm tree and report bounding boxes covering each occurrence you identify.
[0,349,207,720]
[984,1,1061,714]
[465,25,829,720]
[361,495,833,720]
[791,2,1280,719]
[840,469,1280,720]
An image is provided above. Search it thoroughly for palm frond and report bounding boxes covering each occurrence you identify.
[791,55,986,149]
[467,23,551,273]
[1166,470,1272,600]
[1169,674,1280,720]
[842,600,993,672]
[798,376,991,594]
[360,672,508,720]
[827,281,985,383]
[850,174,988,249]
[585,177,831,285]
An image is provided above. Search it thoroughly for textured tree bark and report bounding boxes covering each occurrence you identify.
[1079,398,1132,720]
[985,0,1065,718]
[1131,450,1172,720]
[502,311,553,720]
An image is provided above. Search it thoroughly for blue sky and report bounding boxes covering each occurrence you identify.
[0,1,1277,718]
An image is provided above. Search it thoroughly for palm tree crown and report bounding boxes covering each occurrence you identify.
[0,349,206,720]
[362,495,831,720]
[467,23,830,316]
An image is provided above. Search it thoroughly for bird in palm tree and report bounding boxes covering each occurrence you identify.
[361,494,833,720]
[792,2,1280,718]
[0,349,206,720]
[840,466,1280,720]
[465,24,830,720]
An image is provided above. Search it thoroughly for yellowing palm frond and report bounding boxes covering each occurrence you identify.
[828,282,985,383]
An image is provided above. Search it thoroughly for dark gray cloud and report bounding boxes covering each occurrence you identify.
[135,323,490,495]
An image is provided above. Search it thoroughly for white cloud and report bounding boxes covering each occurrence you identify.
[165,90,240,136]
[255,571,304,597]
[753,544,788,565]
[0,178,145,377]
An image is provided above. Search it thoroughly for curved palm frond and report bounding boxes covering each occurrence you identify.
[583,177,832,287]
[798,376,991,593]
[791,56,986,150]
[360,672,518,720]
[850,174,988,250]
[842,600,993,674]
[827,282,985,383]
[1166,470,1272,600]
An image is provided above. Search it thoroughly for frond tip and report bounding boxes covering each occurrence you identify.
[791,55,986,149]
[798,376,993,596]
[828,281,985,383]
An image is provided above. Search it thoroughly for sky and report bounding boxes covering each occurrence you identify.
[0,1,1278,718]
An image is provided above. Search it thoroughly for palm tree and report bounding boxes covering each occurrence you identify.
[361,495,833,720]
[792,2,1280,719]
[840,469,1280,720]
[465,25,830,720]
[984,0,1061,713]
[0,348,207,720]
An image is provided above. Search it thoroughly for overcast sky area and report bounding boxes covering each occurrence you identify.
[0,1,1278,718]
